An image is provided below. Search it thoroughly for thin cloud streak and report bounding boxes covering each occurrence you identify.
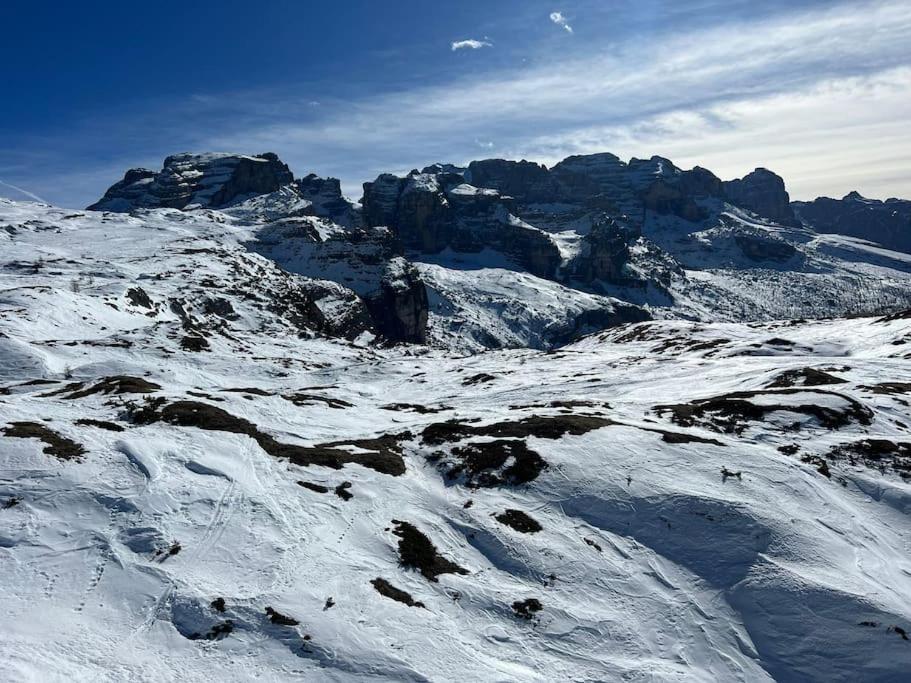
[451,39,492,51]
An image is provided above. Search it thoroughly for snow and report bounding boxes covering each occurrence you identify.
[2,197,911,681]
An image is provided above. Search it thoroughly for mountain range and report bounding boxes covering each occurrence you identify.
[1,150,910,682]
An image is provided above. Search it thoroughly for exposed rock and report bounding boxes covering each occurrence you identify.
[465,159,560,203]
[88,152,294,212]
[793,192,911,254]
[723,168,799,226]
[363,258,429,344]
[573,215,636,283]
[361,170,561,278]
[734,232,798,262]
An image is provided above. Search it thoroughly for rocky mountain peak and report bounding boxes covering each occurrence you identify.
[88,152,294,212]
[722,167,798,226]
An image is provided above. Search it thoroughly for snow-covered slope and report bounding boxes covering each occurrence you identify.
[2,197,911,681]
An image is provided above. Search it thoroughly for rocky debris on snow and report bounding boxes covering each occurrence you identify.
[441,440,548,488]
[333,481,353,501]
[61,375,161,399]
[125,286,154,308]
[74,418,125,432]
[768,367,848,388]
[421,414,613,445]
[297,481,329,494]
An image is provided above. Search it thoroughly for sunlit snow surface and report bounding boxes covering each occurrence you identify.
[2,199,911,682]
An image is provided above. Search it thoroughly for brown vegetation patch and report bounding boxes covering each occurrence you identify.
[297,481,329,494]
[447,440,547,487]
[129,399,405,475]
[65,375,160,399]
[74,418,125,432]
[512,598,543,620]
[283,393,353,409]
[391,520,467,582]
[827,439,911,478]
[768,368,847,388]
[265,607,299,626]
[656,389,872,435]
[421,414,612,446]
[495,509,542,533]
[2,422,85,460]
[371,578,424,608]
[859,382,911,395]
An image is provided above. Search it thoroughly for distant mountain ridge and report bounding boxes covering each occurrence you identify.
[82,150,911,351]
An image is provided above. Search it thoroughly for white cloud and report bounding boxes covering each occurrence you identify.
[451,39,492,51]
[204,0,908,200]
[549,11,573,33]
[10,0,911,206]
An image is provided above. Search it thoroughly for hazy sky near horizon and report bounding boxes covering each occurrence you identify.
[1,0,909,208]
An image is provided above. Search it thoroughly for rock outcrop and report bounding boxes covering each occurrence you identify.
[361,170,561,278]
[363,258,429,344]
[723,168,799,226]
[572,215,637,283]
[793,192,911,254]
[88,153,294,212]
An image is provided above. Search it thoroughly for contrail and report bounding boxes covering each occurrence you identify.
[0,178,47,203]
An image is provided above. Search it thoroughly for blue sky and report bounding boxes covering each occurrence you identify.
[1,0,909,207]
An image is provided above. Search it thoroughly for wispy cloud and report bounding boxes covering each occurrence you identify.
[549,11,573,34]
[4,0,911,207]
[451,39,492,51]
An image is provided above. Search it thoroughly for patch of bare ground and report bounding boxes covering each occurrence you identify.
[768,368,847,388]
[656,389,872,434]
[827,439,911,479]
[371,578,425,608]
[74,418,125,432]
[2,422,85,460]
[512,598,543,620]
[495,509,542,533]
[445,440,547,487]
[128,398,406,475]
[421,414,613,446]
[390,520,467,582]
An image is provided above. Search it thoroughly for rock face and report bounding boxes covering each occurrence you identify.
[734,232,798,262]
[250,220,429,344]
[88,153,294,212]
[364,258,429,344]
[361,170,561,278]
[723,168,799,226]
[573,215,636,283]
[793,192,911,254]
[465,159,559,203]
